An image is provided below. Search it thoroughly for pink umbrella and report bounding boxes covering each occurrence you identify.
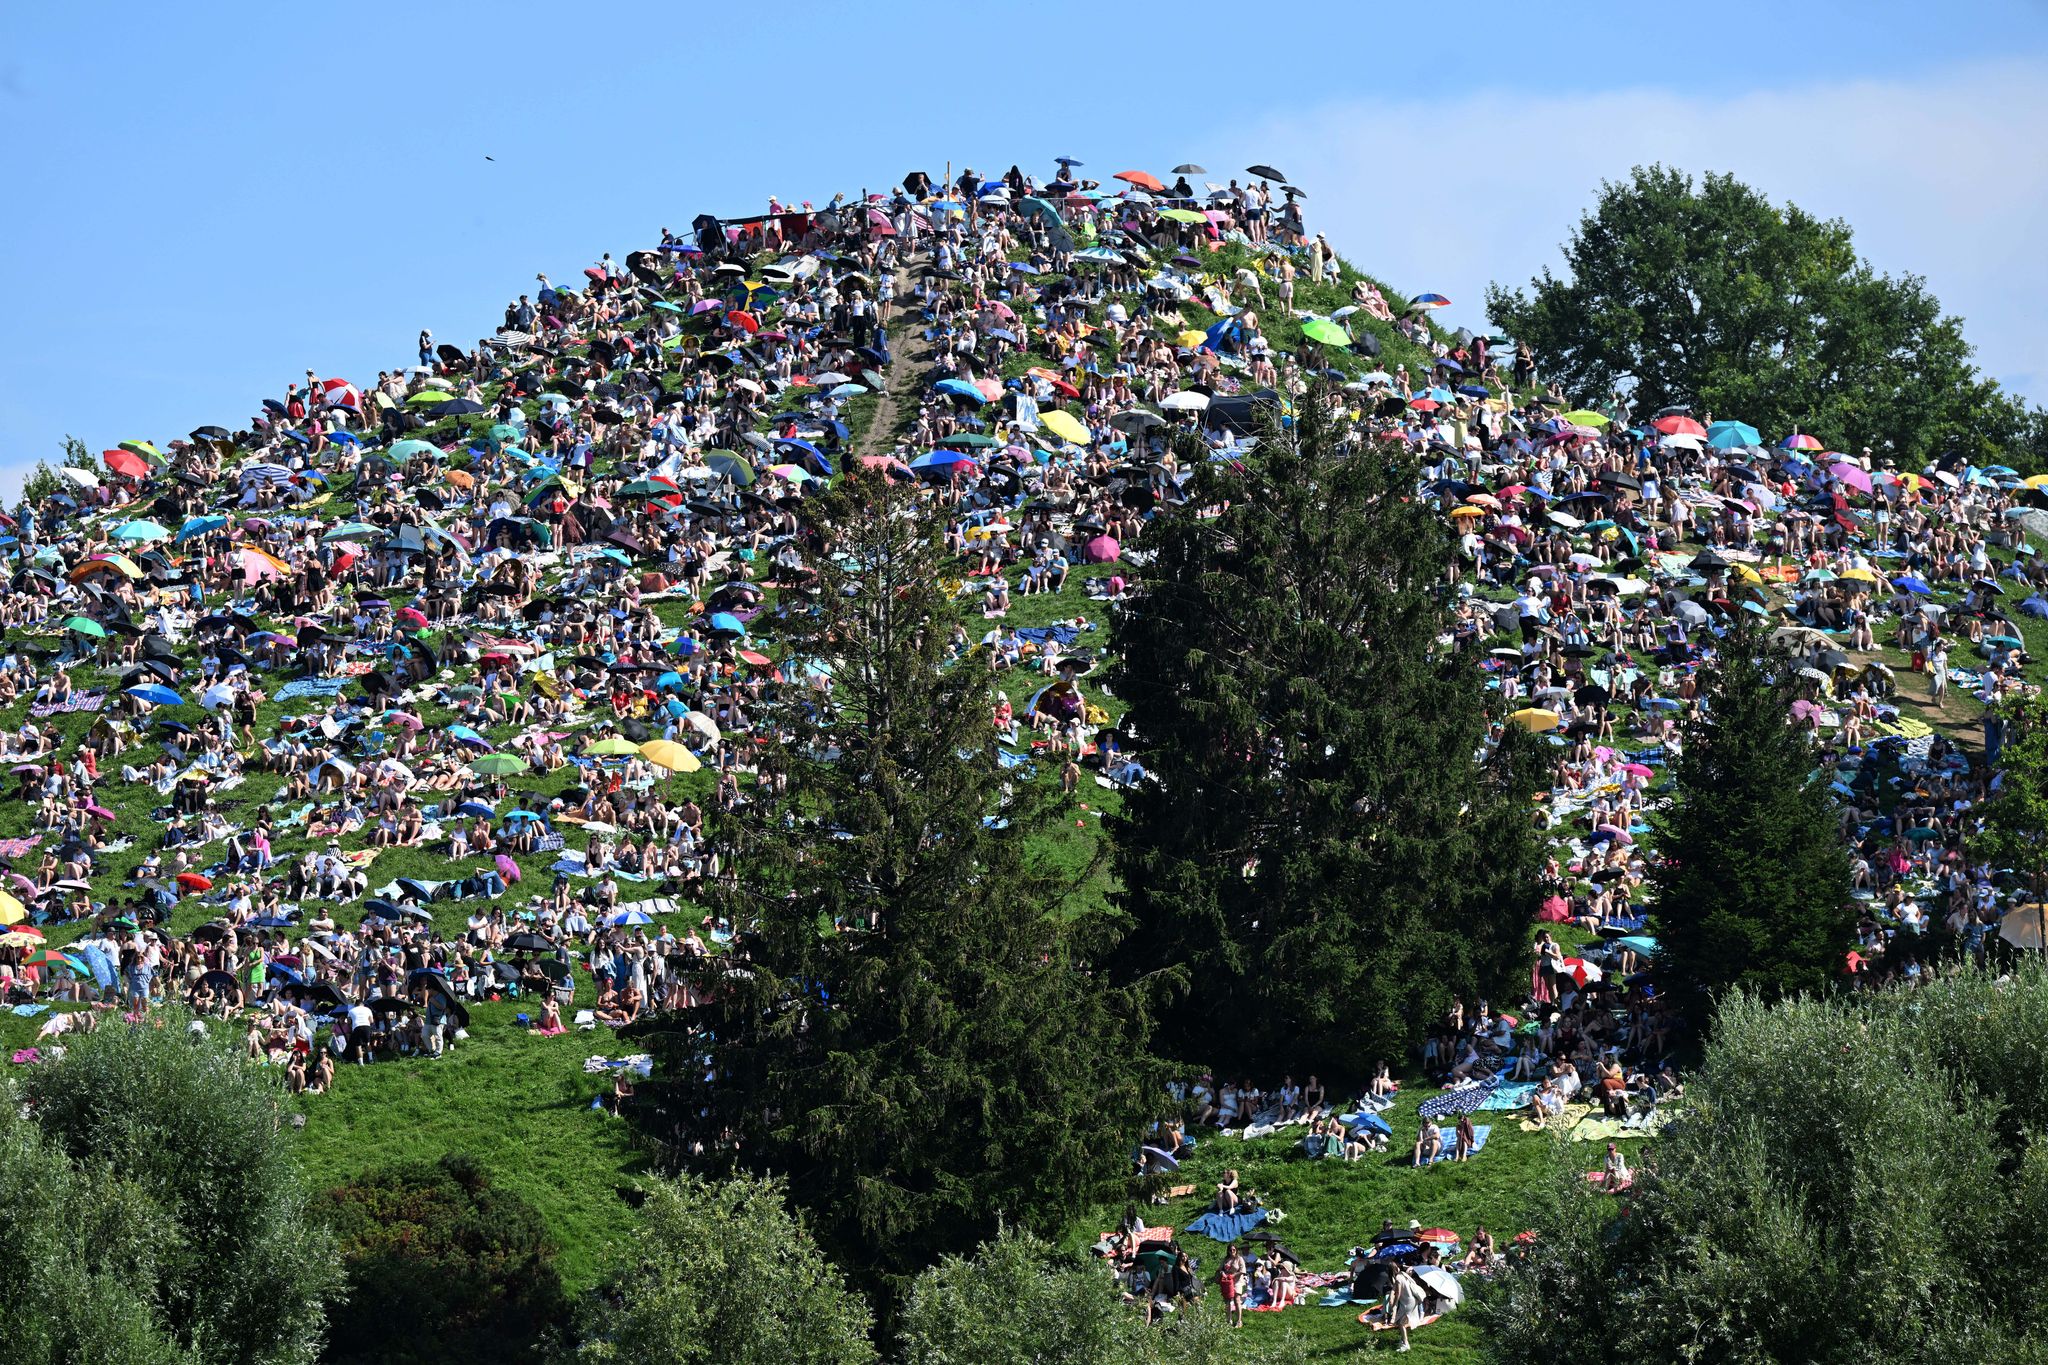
[1829,462,1873,495]
[1791,698,1827,726]
[494,853,522,884]
[1083,535,1121,563]
[1619,762,1653,779]
[1594,823,1634,846]
[396,607,428,629]
[82,803,116,821]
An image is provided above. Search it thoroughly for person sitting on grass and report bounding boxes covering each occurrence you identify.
[1411,1122,1443,1167]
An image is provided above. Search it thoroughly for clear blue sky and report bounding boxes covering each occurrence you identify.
[4,0,2045,495]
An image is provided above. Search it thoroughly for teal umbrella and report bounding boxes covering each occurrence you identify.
[64,617,106,638]
[176,515,229,543]
[112,519,169,541]
[322,522,382,543]
[387,439,442,461]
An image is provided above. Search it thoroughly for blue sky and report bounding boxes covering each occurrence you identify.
[4,0,2046,495]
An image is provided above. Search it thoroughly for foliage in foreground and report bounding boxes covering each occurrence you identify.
[319,1154,568,1365]
[567,1173,875,1365]
[627,469,1163,1304]
[902,1225,1305,1365]
[1650,619,1857,1023]
[18,1013,342,1365]
[1482,965,2048,1364]
[1109,396,1547,1073]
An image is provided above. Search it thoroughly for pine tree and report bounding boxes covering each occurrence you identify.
[1106,393,1545,1074]
[1650,618,1856,1021]
[626,468,1163,1304]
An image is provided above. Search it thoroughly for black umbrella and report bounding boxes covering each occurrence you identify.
[1246,163,1287,182]
[503,932,556,954]
[191,425,231,442]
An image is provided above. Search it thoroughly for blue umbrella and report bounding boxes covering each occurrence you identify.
[454,800,496,818]
[447,724,491,747]
[1706,420,1761,449]
[1892,575,1933,595]
[607,909,655,927]
[175,515,228,543]
[655,670,684,691]
[773,438,834,476]
[933,378,987,403]
[910,449,977,472]
[707,612,747,637]
[123,684,184,707]
[1055,156,1083,166]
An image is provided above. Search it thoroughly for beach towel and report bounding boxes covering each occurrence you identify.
[0,836,43,859]
[1418,1125,1490,1164]
[1185,1208,1267,1243]
[1014,623,1081,647]
[1417,1085,1494,1120]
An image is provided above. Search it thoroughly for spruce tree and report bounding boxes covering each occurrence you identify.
[1106,393,1545,1074]
[626,468,1162,1302]
[1650,617,1855,1021]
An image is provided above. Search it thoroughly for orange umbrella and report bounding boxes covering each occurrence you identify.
[444,468,476,489]
[1114,170,1165,193]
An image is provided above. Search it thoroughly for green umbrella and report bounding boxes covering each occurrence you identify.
[469,753,527,776]
[388,439,442,461]
[1300,319,1351,347]
[64,617,107,638]
[589,736,641,756]
[936,433,1000,449]
[1159,207,1208,225]
[703,452,755,486]
[488,424,523,444]
[407,389,452,406]
[322,522,382,543]
[619,480,675,497]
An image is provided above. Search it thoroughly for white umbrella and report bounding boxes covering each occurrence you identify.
[682,711,721,743]
[58,466,99,489]
[1159,391,1210,412]
[1413,1266,1464,1307]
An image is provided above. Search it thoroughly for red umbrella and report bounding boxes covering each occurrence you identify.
[1415,1229,1461,1245]
[726,310,760,334]
[104,449,150,478]
[396,607,429,629]
[1651,414,1705,438]
[1113,169,1165,193]
[176,872,212,892]
[1409,397,1439,412]
[737,650,771,667]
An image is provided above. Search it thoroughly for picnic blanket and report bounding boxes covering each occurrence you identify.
[1417,1085,1496,1120]
[1418,1125,1491,1163]
[1014,623,1081,647]
[1185,1208,1267,1243]
[0,835,42,859]
[276,677,349,702]
[30,688,106,718]
[1478,1082,1539,1111]
[1569,1109,1672,1142]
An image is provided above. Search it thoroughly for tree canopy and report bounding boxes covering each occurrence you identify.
[318,1155,567,1365]
[568,1174,875,1365]
[1486,165,2042,467]
[626,469,1162,1300]
[1107,398,1546,1072]
[19,1014,341,1365]
[1648,620,1856,1022]
[1483,965,2048,1364]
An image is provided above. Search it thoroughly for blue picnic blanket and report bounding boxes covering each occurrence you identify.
[1417,1086,1495,1120]
[1419,1125,1491,1164]
[1478,1082,1538,1111]
[1186,1208,1267,1243]
[276,677,348,701]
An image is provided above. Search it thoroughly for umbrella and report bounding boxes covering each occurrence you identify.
[1246,164,1287,181]
[1040,410,1091,445]
[1509,708,1560,733]
[469,754,528,776]
[639,740,701,774]
[122,684,184,707]
[1299,319,1351,347]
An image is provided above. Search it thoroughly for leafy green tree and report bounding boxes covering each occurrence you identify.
[1483,967,2048,1364]
[23,1013,342,1365]
[1649,620,1856,1021]
[567,1174,875,1365]
[1106,397,1546,1072]
[626,469,1163,1298]
[1972,695,2048,959]
[0,1087,195,1365]
[1486,165,2040,466]
[318,1155,568,1365]
[901,1225,1304,1365]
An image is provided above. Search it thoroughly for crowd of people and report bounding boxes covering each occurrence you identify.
[0,150,2041,1345]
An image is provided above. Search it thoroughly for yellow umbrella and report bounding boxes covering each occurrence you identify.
[1509,708,1561,733]
[1730,563,1763,586]
[2026,475,2048,489]
[1558,410,1610,428]
[1039,410,1091,446]
[639,740,702,774]
[1840,567,1879,584]
[1175,330,1208,348]
[1449,506,1486,519]
[0,891,23,927]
